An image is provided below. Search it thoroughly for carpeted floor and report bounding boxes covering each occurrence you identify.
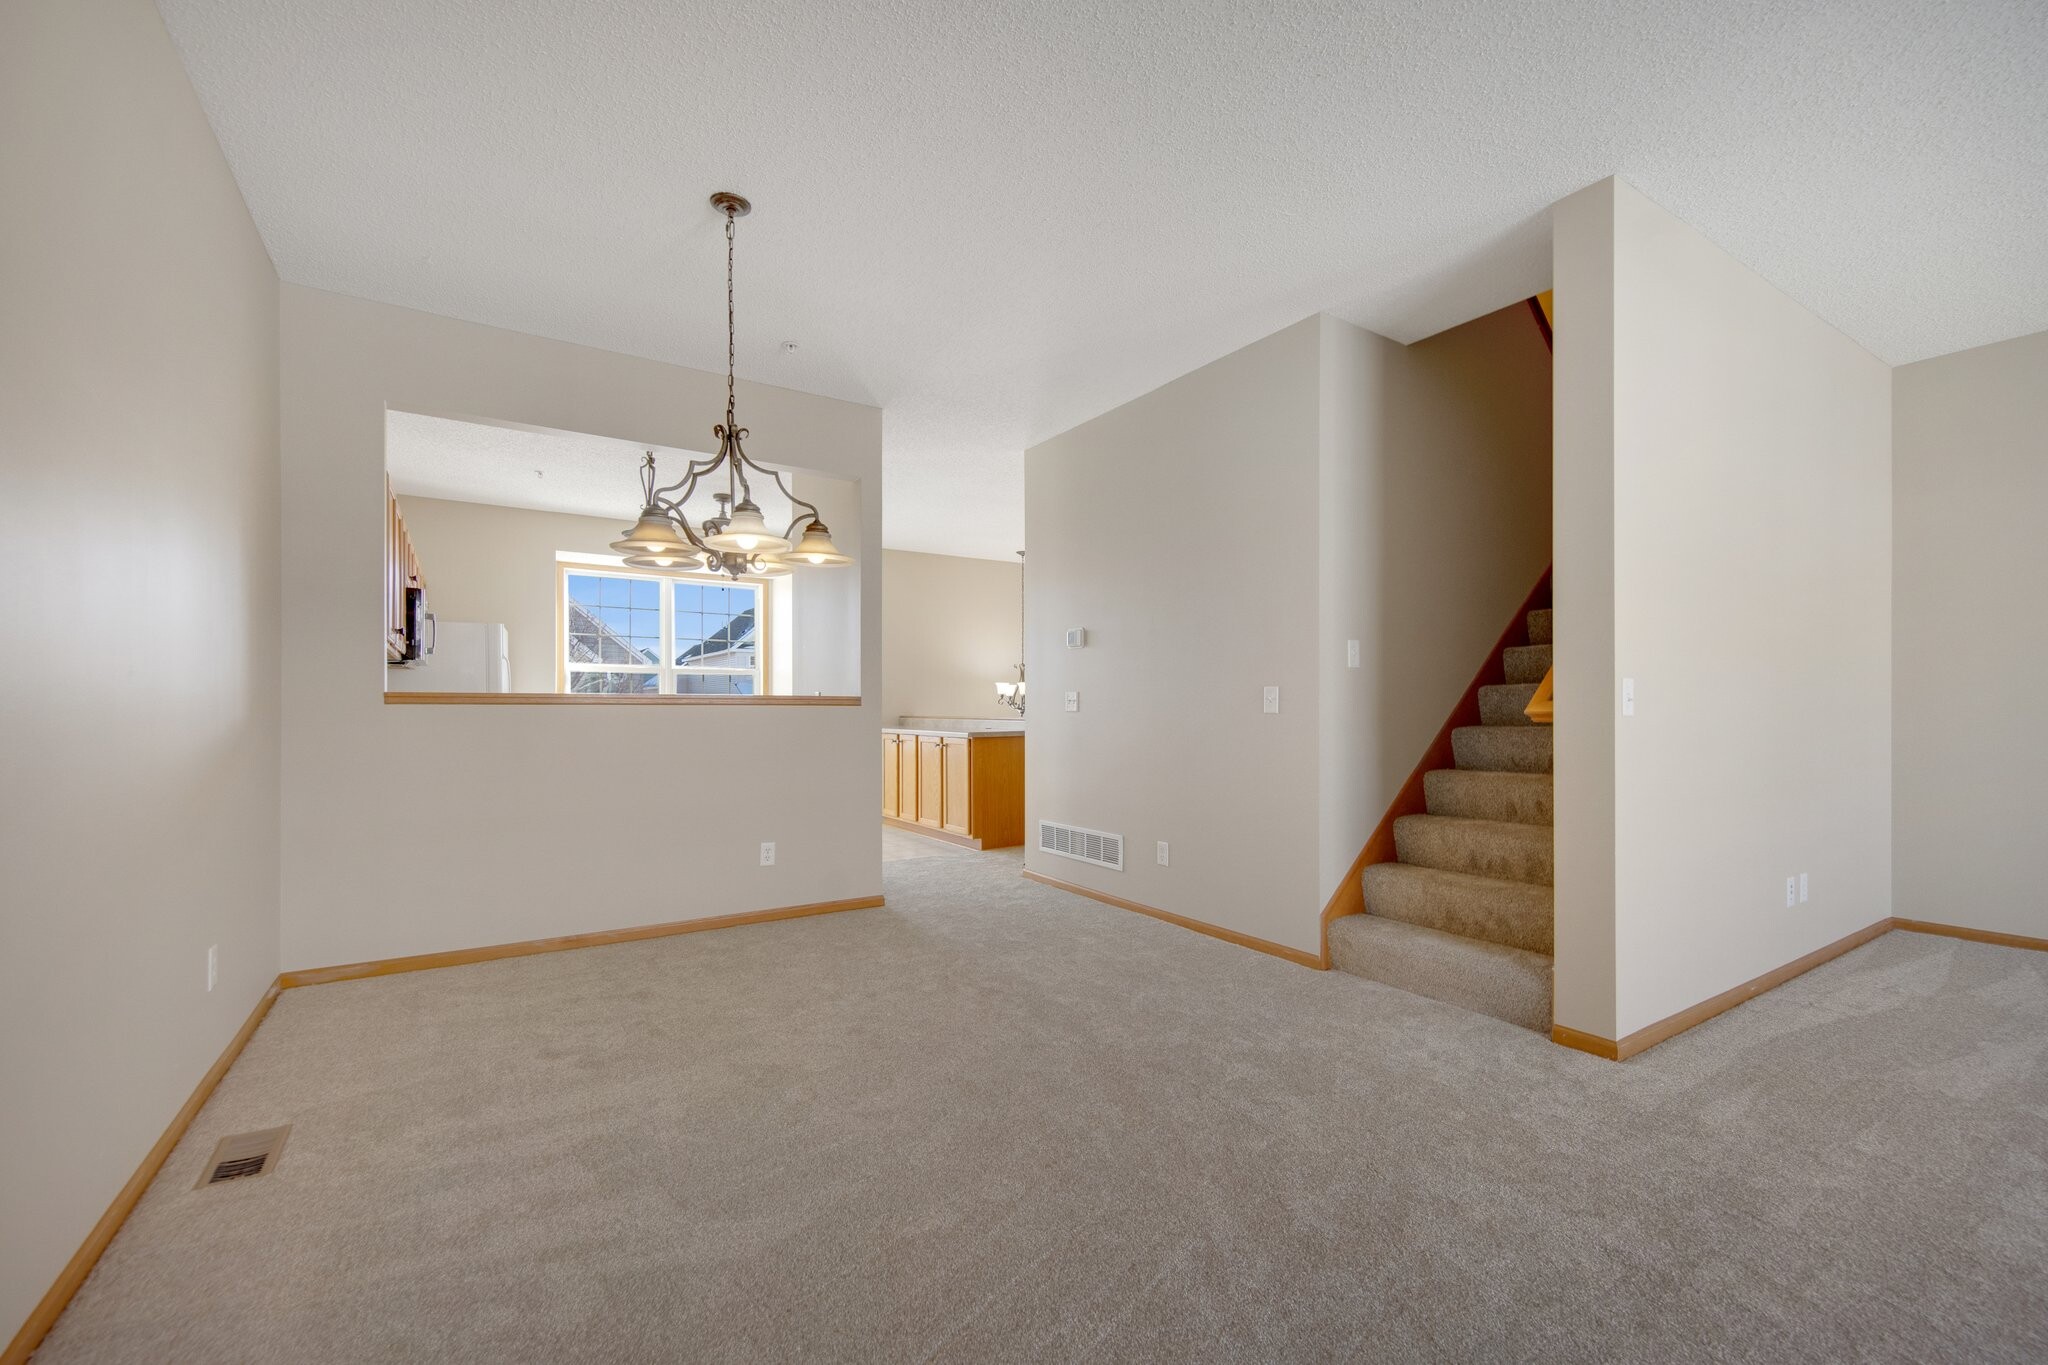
[35,850,2048,1363]
[881,823,978,863]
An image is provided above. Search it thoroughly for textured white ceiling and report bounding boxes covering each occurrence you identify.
[385,411,794,531]
[161,0,2046,561]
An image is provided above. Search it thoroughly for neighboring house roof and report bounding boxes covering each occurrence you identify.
[678,608,755,666]
[566,601,657,667]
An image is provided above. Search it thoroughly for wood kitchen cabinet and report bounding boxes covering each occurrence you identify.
[941,737,971,836]
[881,728,1024,849]
[385,476,425,663]
[916,736,944,829]
[881,733,905,819]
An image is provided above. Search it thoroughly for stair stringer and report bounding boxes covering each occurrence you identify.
[1317,566,1553,966]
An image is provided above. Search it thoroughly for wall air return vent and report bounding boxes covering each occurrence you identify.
[196,1125,291,1188]
[1037,820,1124,871]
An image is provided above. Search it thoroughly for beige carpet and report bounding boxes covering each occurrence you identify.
[35,852,2048,1363]
[881,822,977,863]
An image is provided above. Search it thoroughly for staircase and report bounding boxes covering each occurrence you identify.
[1327,607,1554,1031]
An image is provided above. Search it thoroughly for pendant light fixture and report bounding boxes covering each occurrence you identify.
[612,192,852,579]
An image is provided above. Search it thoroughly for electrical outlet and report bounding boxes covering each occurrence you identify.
[1799,872,1809,903]
[760,842,776,867]
[206,944,218,993]
[1156,841,1170,867]
[1785,876,1797,908]
[1346,640,1361,669]
[1263,686,1280,714]
[1064,691,1078,712]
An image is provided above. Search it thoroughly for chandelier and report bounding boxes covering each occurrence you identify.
[611,192,852,579]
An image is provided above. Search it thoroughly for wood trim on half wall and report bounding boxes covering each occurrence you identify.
[1023,870,1325,970]
[384,692,860,706]
[1318,567,1552,966]
[278,896,886,987]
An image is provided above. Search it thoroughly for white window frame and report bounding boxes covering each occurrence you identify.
[556,561,768,696]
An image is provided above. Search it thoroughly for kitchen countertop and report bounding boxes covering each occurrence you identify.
[887,720,1025,737]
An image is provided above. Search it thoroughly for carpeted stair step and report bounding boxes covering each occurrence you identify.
[1527,608,1552,645]
[1423,769,1553,826]
[1327,913,1553,1032]
[1361,860,1553,952]
[1479,682,1542,726]
[1451,724,1552,773]
[1502,643,1552,684]
[1392,814,1553,886]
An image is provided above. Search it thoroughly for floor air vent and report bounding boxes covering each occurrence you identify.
[1038,820,1124,871]
[196,1125,291,1188]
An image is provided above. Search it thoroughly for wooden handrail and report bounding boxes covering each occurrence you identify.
[1524,667,1553,724]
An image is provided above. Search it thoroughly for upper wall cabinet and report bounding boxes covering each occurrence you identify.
[386,478,424,662]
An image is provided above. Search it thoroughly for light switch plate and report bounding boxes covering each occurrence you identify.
[1064,691,1078,712]
[1346,640,1361,669]
[1263,686,1280,714]
[1622,677,1635,717]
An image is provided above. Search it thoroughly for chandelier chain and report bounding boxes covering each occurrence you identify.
[724,206,737,428]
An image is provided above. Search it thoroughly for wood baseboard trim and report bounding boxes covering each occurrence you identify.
[1893,918,2048,953]
[1023,870,1325,970]
[1549,1024,1618,1061]
[3,981,282,1365]
[1551,917,1895,1062]
[279,895,885,988]
[881,816,981,849]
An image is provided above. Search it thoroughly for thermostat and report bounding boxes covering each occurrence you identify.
[1066,627,1087,648]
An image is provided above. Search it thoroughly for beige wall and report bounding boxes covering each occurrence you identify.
[1027,318,1325,951]
[881,549,1023,723]
[281,285,881,972]
[1554,177,1893,1040]
[1317,306,1552,902]
[1894,329,2048,941]
[0,0,280,1339]
[1028,308,1549,955]
[1551,180,1621,1039]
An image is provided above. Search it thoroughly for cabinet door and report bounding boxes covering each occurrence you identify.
[941,737,971,836]
[916,736,945,828]
[882,735,900,819]
[386,483,407,660]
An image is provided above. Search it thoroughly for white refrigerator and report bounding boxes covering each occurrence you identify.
[385,621,509,693]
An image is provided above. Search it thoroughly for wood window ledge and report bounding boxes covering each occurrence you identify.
[384,692,861,706]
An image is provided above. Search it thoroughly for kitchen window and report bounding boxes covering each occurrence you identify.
[559,565,763,695]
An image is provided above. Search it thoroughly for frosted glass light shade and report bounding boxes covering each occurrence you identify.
[790,520,852,566]
[703,500,791,555]
[611,509,694,557]
[622,548,705,570]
